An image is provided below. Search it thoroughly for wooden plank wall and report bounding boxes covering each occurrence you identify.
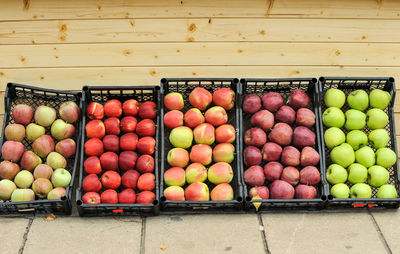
[0,0,399,149]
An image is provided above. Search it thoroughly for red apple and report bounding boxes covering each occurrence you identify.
[213,88,235,110]
[2,141,24,162]
[20,151,41,171]
[100,152,119,171]
[293,126,316,149]
[249,186,269,199]
[281,146,300,166]
[189,87,212,110]
[296,108,315,128]
[164,110,184,129]
[244,165,265,186]
[270,180,295,199]
[137,173,155,191]
[101,189,118,204]
[164,92,184,110]
[103,135,119,153]
[281,166,300,185]
[59,101,80,123]
[119,188,136,204]
[86,102,104,120]
[288,89,309,109]
[120,116,137,133]
[33,164,53,179]
[164,167,186,186]
[205,106,228,127]
[104,117,120,135]
[123,99,139,116]
[295,185,317,199]
[12,104,34,125]
[136,119,156,137]
[193,123,215,145]
[55,138,76,158]
[85,120,105,139]
[167,148,189,168]
[210,183,234,201]
[244,128,266,147]
[208,162,233,184]
[251,110,274,132]
[242,94,261,114]
[299,166,320,186]
[262,92,283,112]
[275,106,296,125]
[120,133,138,151]
[184,182,209,201]
[268,123,293,146]
[82,192,101,204]
[84,156,102,174]
[262,142,282,162]
[190,144,213,165]
[213,143,235,163]
[137,137,156,155]
[119,151,138,171]
[84,138,104,156]
[82,174,102,192]
[101,170,121,189]
[136,154,155,173]
[185,163,207,184]
[104,99,122,117]
[263,162,283,182]
[215,124,236,143]
[122,169,140,189]
[0,161,20,180]
[139,101,157,119]
[164,186,185,201]
[4,123,25,141]
[184,108,205,128]
[244,146,262,166]
[33,135,55,158]
[300,147,320,167]
[136,191,156,204]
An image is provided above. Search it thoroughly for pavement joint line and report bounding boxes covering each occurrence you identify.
[140,216,146,254]
[367,209,392,254]
[18,215,34,254]
[257,213,271,254]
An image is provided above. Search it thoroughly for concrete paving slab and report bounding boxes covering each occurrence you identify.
[0,217,30,254]
[145,214,265,254]
[23,216,142,254]
[372,209,400,253]
[262,212,386,254]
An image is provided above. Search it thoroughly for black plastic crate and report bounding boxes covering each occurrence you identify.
[0,83,82,215]
[319,77,400,209]
[240,78,328,210]
[160,78,244,212]
[76,86,161,216]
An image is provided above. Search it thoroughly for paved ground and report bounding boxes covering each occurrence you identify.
[0,208,398,254]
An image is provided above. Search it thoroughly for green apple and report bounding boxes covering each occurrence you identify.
[324,88,346,108]
[51,168,72,188]
[376,148,397,168]
[324,127,346,149]
[346,130,368,150]
[366,108,388,129]
[347,163,368,184]
[368,165,389,187]
[322,107,345,128]
[26,123,45,142]
[347,89,369,111]
[330,183,350,198]
[326,164,348,184]
[377,184,398,198]
[368,129,389,149]
[350,183,372,198]
[355,146,375,168]
[169,126,193,149]
[14,170,34,189]
[369,89,391,109]
[330,143,355,168]
[344,109,366,130]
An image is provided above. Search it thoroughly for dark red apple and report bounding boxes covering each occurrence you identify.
[262,92,283,112]
[281,166,300,185]
[136,119,156,137]
[244,165,265,186]
[103,134,119,153]
[119,188,136,204]
[120,116,137,133]
[137,173,155,191]
[119,151,138,171]
[120,133,138,151]
[249,186,269,199]
[263,161,283,182]
[82,174,102,192]
[137,137,156,155]
[101,189,118,204]
[136,154,155,173]
[104,99,122,118]
[123,99,139,116]
[269,123,293,146]
[244,146,262,166]
[292,126,315,148]
[101,170,121,189]
[270,180,295,199]
[244,128,267,147]
[300,147,320,167]
[262,142,282,162]
[55,138,76,158]
[299,166,320,186]
[296,108,315,128]
[122,169,140,189]
[295,185,317,199]
[242,94,261,114]
[281,146,300,166]
[84,156,102,174]
[100,152,119,171]
[136,191,156,204]
[139,101,157,119]
[82,192,101,204]
[250,110,274,132]
[288,89,309,109]
[1,141,24,162]
[87,102,104,120]
[275,106,296,125]
[104,117,120,135]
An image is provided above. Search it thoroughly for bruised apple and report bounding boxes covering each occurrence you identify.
[87,102,104,120]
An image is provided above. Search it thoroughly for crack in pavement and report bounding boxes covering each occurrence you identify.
[140,217,146,254]
[258,213,271,254]
[18,215,34,254]
[368,209,392,254]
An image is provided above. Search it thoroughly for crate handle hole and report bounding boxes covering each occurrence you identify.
[245,196,252,202]
[389,77,395,83]
[236,196,243,202]
[240,78,246,84]
[321,195,327,201]
[161,78,167,84]
[76,200,83,205]
[77,92,82,98]
[312,78,318,83]
[233,78,239,84]
[61,196,67,201]
[152,199,159,205]
[328,195,334,200]
[160,196,167,202]
[319,77,325,82]
[82,86,89,92]
[7,83,13,88]
[155,86,160,91]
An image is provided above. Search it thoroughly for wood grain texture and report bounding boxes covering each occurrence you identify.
[1,18,399,44]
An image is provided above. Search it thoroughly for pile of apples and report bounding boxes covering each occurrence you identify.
[242,89,321,200]
[81,99,157,204]
[0,102,79,202]
[162,87,236,201]
[323,88,398,199]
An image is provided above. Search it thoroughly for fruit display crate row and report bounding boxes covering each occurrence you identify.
[76,86,160,216]
[240,78,329,211]
[160,78,244,212]
[319,77,400,209]
[0,83,82,215]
